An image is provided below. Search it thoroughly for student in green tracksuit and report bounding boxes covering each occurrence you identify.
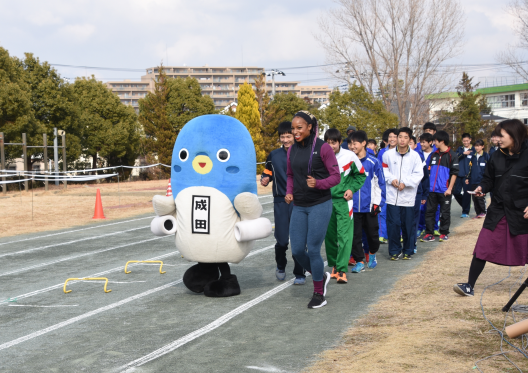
[323,129,366,284]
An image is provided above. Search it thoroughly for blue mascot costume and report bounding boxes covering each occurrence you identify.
[150,115,272,297]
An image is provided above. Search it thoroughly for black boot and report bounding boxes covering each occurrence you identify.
[204,263,241,297]
[183,263,219,293]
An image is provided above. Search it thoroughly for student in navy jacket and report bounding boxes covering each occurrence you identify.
[261,121,306,284]
[454,133,475,217]
[465,139,490,218]
[414,145,430,252]
[349,131,386,269]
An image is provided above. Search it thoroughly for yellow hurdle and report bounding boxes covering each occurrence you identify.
[124,260,166,274]
[63,278,111,294]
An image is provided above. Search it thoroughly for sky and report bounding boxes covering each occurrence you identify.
[0,0,521,88]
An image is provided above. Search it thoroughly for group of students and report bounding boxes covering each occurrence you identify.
[260,110,528,308]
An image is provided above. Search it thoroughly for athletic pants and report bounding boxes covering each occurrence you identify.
[418,203,439,232]
[352,212,380,263]
[453,178,471,214]
[471,184,487,216]
[425,192,452,235]
[386,204,415,256]
[274,201,305,278]
[290,200,332,282]
[378,205,387,239]
[324,200,354,273]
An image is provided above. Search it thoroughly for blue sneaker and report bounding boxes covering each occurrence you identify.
[367,254,377,269]
[461,214,470,218]
[293,277,306,285]
[416,230,423,238]
[275,268,286,281]
[414,247,417,254]
[351,262,365,273]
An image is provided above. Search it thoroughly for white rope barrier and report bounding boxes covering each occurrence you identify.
[0,163,171,176]
[0,173,118,185]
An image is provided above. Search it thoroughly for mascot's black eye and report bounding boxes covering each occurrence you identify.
[179,149,188,162]
[217,149,230,162]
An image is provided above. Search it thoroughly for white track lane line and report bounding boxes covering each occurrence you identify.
[0,217,153,247]
[120,260,325,372]
[0,234,156,278]
[0,245,177,305]
[0,226,149,259]
[120,279,298,371]
[8,305,79,308]
[0,244,275,351]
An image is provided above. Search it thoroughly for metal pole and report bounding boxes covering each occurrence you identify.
[62,132,67,189]
[0,132,5,195]
[54,128,59,186]
[271,72,275,97]
[22,133,28,192]
[43,134,48,191]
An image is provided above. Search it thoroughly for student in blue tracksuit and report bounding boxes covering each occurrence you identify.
[261,121,306,284]
[454,133,475,218]
[341,126,357,150]
[349,131,386,270]
[415,122,437,152]
[417,133,439,236]
[465,139,490,218]
[422,131,459,243]
[367,139,378,157]
[377,128,398,244]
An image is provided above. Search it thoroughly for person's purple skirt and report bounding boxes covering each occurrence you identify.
[474,217,528,266]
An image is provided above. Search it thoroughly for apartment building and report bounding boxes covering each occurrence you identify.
[106,66,332,111]
[105,80,153,113]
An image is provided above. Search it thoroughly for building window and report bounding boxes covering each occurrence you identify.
[487,94,515,109]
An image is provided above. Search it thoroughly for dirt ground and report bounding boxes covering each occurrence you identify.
[0,176,271,238]
[306,218,528,372]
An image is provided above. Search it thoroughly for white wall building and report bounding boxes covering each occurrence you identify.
[427,82,528,124]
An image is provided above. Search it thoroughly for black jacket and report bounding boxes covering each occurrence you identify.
[480,140,528,235]
[261,147,288,202]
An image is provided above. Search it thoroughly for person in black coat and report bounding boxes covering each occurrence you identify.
[454,119,528,297]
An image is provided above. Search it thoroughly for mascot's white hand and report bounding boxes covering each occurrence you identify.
[234,193,263,221]
[233,193,271,242]
[152,195,177,217]
[151,195,178,236]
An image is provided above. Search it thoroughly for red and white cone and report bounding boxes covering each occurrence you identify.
[166,178,173,197]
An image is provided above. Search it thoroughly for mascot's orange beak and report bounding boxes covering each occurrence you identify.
[192,155,213,174]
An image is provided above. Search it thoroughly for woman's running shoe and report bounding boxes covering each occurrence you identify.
[307,292,327,308]
[453,283,474,296]
[421,234,435,242]
[367,253,377,268]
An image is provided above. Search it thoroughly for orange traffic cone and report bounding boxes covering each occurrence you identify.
[92,189,106,219]
[166,178,173,197]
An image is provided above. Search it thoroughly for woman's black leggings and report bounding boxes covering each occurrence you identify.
[468,255,486,287]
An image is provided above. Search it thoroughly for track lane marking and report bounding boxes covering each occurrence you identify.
[0,245,275,350]
[0,244,177,305]
[0,226,149,259]
[0,217,153,247]
[0,236,163,278]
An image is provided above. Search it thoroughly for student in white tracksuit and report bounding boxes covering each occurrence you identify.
[382,127,424,260]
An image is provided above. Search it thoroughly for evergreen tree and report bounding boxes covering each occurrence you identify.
[320,84,399,139]
[139,68,216,177]
[236,82,266,173]
[269,92,309,120]
[73,76,140,172]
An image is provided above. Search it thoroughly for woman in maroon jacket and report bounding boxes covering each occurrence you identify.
[285,111,340,309]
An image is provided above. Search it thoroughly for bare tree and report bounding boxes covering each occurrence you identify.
[317,0,465,128]
[497,0,528,80]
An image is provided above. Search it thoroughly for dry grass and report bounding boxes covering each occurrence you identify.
[306,218,528,373]
[0,176,270,238]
